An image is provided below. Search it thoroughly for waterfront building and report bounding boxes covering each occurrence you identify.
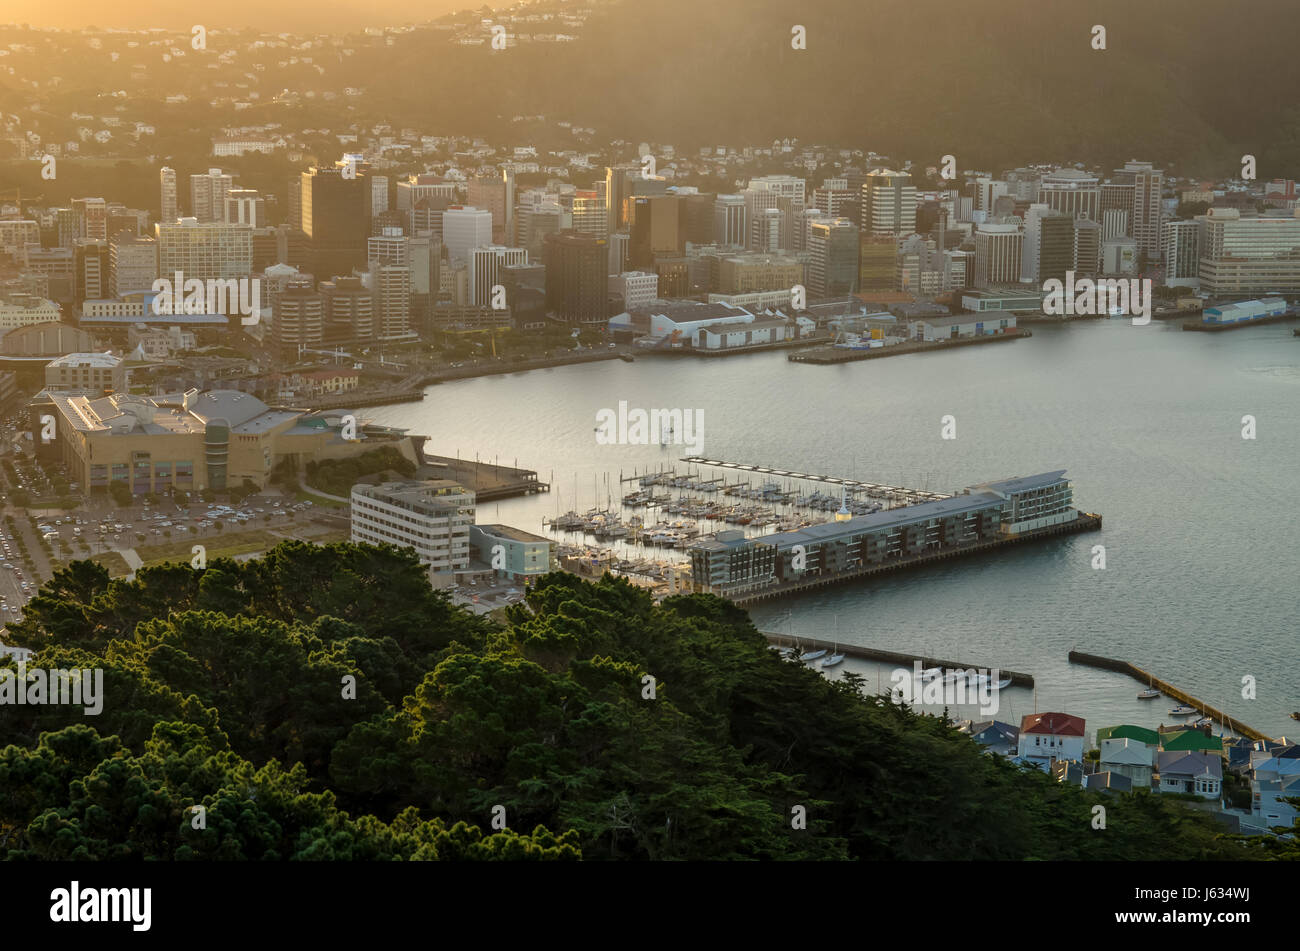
[1017,712,1087,766]
[351,480,476,573]
[469,523,556,580]
[688,470,1077,595]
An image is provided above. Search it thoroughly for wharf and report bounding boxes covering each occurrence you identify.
[761,632,1035,687]
[1182,314,1297,332]
[678,456,947,504]
[1068,651,1275,742]
[420,455,549,501]
[790,329,1030,364]
[730,512,1102,606]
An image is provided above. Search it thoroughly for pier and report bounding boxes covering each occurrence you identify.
[420,455,549,501]
[789,329,1030,364]
[761,632,1035,687]
[1068,650,1275,742]
[1182,314,1297,332]
[730,512,1103,606]
[679,456,948,504]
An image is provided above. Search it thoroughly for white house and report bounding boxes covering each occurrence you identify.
[1017,712,1086,765]
[1249,745,1300,826]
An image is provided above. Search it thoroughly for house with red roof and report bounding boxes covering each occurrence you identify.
[1016,712,1086,765]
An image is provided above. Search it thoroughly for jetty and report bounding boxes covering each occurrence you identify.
[789,329,1030,364]
[420,455,549,501]
[1068,650,1274,741]
[762,632,1035,687]
[679,456,948,505]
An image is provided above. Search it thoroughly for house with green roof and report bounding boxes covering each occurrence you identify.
[1096,724,1159,748]
[1160,729,1224,754]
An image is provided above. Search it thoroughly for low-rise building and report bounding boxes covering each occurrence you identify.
[469,523,555,581]
[45,352,127,395]
[1099,737,1155,787]
[1156,751,1222,800]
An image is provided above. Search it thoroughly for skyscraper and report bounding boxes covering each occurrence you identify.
[160,167,178,224]
[155,218,253,284]
[367,227,415,342]
[628,196,686,270]
[467,175,508,244]
[974,223,1023,287]
[1113,161,1164,261]
[302,162,370,282]
[1039,170,1100,222]
[469,245,527,307]
[190,168,234,223]
[274,281,324,357]
[441,206,494,269]
[714,195,747,247]
[861,170,917,236]
[544,231,608,326]
[807,218,860,297]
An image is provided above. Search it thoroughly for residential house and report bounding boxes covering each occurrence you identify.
[1084,772,1134,795]
[962,720,1019,757]
[1095,724,1159,749]
[1249,744,1300,828]
[1099,737,1155,787]
[1156,751,1223,800]
[1159,728,1224,754]
[1017,712,1086,765]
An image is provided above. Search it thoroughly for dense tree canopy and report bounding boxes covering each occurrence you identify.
[0,543,1262,861]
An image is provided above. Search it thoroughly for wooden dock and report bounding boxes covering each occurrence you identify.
[762,632,1035,687]
[729,513,1102,606]
[789,329,1030,364]
[419,455,549,501]
[1068,650,1275,742]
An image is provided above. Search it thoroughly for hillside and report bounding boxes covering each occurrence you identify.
[0,542,1273,860]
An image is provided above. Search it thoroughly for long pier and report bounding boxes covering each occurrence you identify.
[789,329,1030,364]
[728,513,1103,606]
[679,456,948,504]
[761,632,1035,687]
[421,455,549,501]
[1068,650,1274,742]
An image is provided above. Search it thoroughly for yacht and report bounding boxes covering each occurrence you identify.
[1169,704,1196,716]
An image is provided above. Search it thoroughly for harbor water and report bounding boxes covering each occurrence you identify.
[367,319,1300,739]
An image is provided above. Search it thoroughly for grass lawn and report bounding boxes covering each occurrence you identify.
[295,488,348,508]
[136,529,283,567]
[52,550,132,578]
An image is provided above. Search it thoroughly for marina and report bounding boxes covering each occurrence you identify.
[761,631,1035,687]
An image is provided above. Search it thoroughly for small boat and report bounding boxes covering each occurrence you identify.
[1169,704,1196,716]
[1192,716,1214,729]
[1138,688,1160,700]
[821,643,845,668]
[996,677,1012,690]
[800,649,827,662]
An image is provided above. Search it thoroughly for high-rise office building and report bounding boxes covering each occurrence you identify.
[1162,219,1200,288]
[714,195,747,247]
[859,234,898,291]
[469,245,527,307]
[1020,203,1050,283]
[155,218,253,284]
[321,276,374,345]
[1037,213,1075,284]
[861,170,917,236]
[973,223,1023,287]
[1039,170,1100,222]
[442,206,494,268]
[628,196,686,269]
[109,233,157,298]
[1073,219,1101,274]
[72,198,107,241]
[1113,161,1163,260]
[370,176,390,216]
[544,230,608,326]
[572,191,608,238]
[367,227,414,342]
[807,218,859,297]
[604,163,643,234]
[467,176,508,244]
[1197,207,1300,295]
[224,188,265,228]
[302,162,370,282]
[190,168,234,223]
[73,240,109,306]
[160,167,178,224]
[274,281,324,357]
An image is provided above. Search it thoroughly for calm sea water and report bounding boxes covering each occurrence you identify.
[368,319,1300,740]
